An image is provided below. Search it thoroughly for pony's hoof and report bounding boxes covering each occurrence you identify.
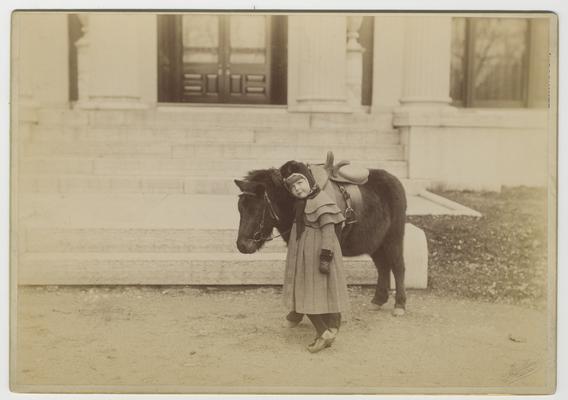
[368,303,383,311]
[392,308,405,317]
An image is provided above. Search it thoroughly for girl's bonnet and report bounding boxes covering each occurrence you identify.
[280,160,318,194]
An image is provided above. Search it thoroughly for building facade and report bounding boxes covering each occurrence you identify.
[12,12,554,287]
[15,13,553,192]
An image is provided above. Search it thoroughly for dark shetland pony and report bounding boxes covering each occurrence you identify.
[234,166,408,314]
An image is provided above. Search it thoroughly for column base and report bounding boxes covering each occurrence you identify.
[288,100,352,113]
[75,98,150,110]
[394,103,457,127]
[399,96,453,105]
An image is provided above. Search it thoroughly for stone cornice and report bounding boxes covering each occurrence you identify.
[393,106,549,130]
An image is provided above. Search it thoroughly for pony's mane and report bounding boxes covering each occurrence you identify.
[244,168,282,189]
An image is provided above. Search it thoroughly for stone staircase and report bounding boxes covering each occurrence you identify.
[19,107,412,195]
[16,107,444,287]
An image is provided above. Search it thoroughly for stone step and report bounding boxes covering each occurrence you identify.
[20,173,425,196]
[23,141,405,161]
[16,192,476,238]
[18,246,428,288]
[16,252,382,286]
[24,227,287,254]
[23,224,436,265]
[17,189,473,288]
[309,112,394,130]
[30,126,401,146]
[37,107,312,129]
[19,158,408,178]
[16,190,484,288]
[33,126,259,144]
[36,107,395,131]
[22,220,436,269]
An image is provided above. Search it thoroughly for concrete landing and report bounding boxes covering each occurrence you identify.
[18,192,480,229]
[16,192,479,288]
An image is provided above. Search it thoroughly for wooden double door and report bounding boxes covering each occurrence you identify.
[158,14,287,105]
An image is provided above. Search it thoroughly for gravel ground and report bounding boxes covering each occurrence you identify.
[408,187,549,306]
[13,285,553,395]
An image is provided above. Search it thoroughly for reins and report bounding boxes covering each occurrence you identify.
[240,190,290,242]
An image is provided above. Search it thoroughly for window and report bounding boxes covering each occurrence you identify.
[451,17,549,108]
[360,16,374,107]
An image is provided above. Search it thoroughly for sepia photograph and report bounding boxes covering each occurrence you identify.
[8,7,558,396]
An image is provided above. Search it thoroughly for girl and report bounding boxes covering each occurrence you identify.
[280,161,350,353]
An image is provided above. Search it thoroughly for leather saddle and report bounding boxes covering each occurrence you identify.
[308,151,369,229]
[324,151,369,185]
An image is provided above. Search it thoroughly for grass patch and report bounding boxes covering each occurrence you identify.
[408,187,549,306]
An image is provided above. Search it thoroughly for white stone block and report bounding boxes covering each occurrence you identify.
[394,223,428,289]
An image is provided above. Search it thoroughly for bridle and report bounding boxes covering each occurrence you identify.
[240,190,288,243]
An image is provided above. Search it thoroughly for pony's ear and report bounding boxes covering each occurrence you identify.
[234,179,265,196]
[234,179,248,192]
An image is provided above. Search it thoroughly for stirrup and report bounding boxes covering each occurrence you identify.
[344,207,357,225]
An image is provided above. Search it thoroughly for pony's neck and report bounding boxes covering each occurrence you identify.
[266,171,295,239]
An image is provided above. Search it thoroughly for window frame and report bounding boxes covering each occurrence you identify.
[452,18,532,109]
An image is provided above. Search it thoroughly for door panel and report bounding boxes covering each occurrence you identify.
[226,15,271,103]
[158,14,285,105]
[181,15,224,103]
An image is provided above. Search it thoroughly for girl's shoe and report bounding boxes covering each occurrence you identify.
[307,330,334,353]
[328,328,339,342]
[285,312,303,328]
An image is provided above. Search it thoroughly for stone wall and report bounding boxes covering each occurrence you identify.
[396,108,550,191]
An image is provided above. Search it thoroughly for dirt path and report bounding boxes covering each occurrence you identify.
[13,286,553,394]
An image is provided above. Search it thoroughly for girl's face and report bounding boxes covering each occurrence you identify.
[289,177,311,199]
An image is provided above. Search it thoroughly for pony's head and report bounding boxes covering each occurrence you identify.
[234,169,286,253]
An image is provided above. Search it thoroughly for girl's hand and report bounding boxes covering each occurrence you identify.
[319,249,333,274]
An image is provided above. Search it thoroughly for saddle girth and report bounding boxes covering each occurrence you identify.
[337,184,357,225]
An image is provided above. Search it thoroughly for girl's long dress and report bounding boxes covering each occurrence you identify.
[283,191,350,314]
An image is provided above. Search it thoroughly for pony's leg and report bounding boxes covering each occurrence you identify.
[370,251,391,309]
[373,239,406,316]
[387,239,406,316]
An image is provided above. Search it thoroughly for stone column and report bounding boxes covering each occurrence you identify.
[393,16,455,129]
[371,16,406,112]
[393,16,455,184]
[77,13,156,109]
[13,13,38,122]
[13,13,69,111]
[398,16,453,107]
[287,15,349,112]
[346,16,365,109]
